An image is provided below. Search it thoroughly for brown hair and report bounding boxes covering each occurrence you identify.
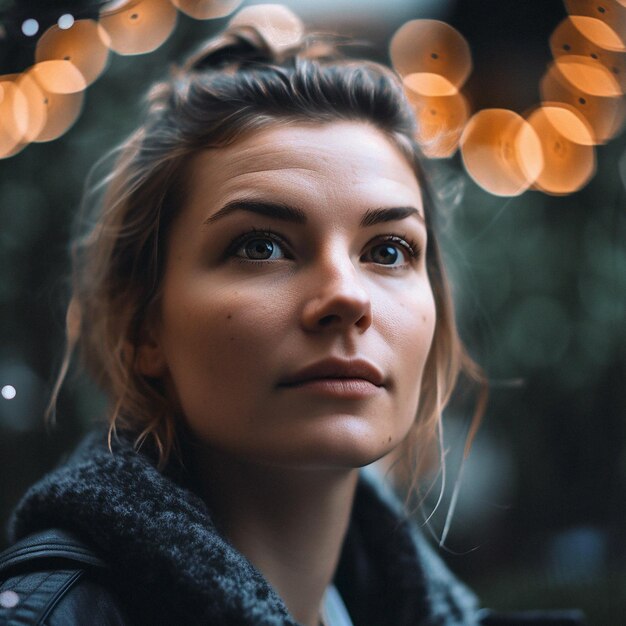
[53,16,484,477]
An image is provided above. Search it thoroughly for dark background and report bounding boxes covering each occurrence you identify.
[1,0,625,623]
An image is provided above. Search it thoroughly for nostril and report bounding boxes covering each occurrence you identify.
[318,314,340,327]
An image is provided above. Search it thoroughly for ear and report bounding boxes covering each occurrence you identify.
[134,327,168,379]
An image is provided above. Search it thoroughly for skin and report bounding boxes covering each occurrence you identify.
[138,121,436,626]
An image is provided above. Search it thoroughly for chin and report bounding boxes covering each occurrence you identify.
[279,416,409,470]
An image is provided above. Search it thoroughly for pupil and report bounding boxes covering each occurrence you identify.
[246,239,273,259]
[376,245,398,264]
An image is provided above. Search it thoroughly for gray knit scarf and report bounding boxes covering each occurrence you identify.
[8,429,480,625]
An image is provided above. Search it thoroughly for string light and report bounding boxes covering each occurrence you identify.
[29,60,87,94]
[57,14,75,30]
[21,19,39,37]
[32,90,85,143]
[13,73,48,143]
[459,109,543,197]
[228,4,304,53]
[99,0,178,56]
[541,64,626,144]
[550,16,626,94]
[36,20,111,88]
[536,102,596,145]
[405,79,469,159]
[389,1,625,196]
[564,0,626,37]
[554,55,622,97]
[1,385,16,400]
[2,2,625,198]
[527,105,597,195]
[0,78,28,158]
[172,0,243,20]
[19,70,85,142]
[390,19,472,90]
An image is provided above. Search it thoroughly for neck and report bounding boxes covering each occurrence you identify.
[191,448,358,626]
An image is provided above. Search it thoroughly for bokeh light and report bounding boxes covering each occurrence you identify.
[1,385,16,400]
[537,102,595,145]
[550,17,626,92]
[29,60,87,94]
[58,14,75,30]
[36,20,111,88]
[390,19,472,89]
[33,92,84,143]
[228,4,304,53]
[99,0,178,56]
[21,19,39,37]
[172,0,244,20]
[14,72,48,143]
[0,364,47,432]
[1,2,623,199]
[460,109,543,196]
[20,69,85,143]
[541,63,626,143]
[554,55,622,97]
[526,105,596,195]
[403,72,458,97]
[405,84,469,158]
[0,78,28,158]
[564,0,626,38]
[568,15,624,50]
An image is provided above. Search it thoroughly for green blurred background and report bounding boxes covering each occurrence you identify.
[1,0,625,623]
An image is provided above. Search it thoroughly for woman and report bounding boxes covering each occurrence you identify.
[0,9,584,626]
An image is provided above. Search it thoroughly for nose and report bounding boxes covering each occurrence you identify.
[300,251,372,334]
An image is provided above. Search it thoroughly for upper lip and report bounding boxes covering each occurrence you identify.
[278,358,385,387]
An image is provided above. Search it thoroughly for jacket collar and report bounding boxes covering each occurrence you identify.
[9,429,479,625]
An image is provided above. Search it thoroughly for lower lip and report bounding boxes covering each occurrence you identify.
[279,378,382,398]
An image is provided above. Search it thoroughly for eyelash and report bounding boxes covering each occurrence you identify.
[227,228,421,266]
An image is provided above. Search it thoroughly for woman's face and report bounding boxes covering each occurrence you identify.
[144,121,436,468]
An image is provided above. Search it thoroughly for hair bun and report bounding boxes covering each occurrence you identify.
[183,4,305,71]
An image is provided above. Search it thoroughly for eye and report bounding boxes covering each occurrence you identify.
[231,230,288,261]
[369,243,402,265]
[362,235,418,267]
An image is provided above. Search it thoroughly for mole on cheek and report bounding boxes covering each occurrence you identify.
[227,313,232,320]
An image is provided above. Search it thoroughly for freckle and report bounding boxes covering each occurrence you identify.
[388,436,392,442]
[227,313,232,320]
[422,315,427,323]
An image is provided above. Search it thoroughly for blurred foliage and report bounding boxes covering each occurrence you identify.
[0,1,625,623]
[429,136,626,624]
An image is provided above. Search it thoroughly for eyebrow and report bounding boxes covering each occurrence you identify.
[204,200,306,225]
[360,206,424,227]
[203,199,425,227]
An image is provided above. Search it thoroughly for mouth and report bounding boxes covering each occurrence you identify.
[278,358,386,389]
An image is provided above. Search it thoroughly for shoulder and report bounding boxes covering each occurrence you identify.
[0,529,133,626]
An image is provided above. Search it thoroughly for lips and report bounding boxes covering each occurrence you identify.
[278,358,385,388]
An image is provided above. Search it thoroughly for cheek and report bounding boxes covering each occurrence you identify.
[159,283,288,402]
[376,281,436,411]
[378,280,436,354]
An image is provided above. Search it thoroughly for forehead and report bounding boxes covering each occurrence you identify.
[185,121,424,217]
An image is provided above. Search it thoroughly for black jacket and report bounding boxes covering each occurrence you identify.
[0,430,585,625]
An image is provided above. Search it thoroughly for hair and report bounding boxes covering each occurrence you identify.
[51,13,485,487]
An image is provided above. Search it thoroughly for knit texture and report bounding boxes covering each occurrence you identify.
[8,429,480,625]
